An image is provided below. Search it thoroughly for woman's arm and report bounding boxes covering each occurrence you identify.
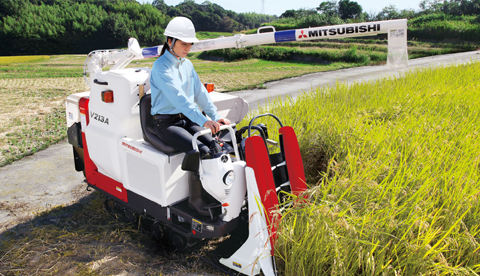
[192,68,222,122]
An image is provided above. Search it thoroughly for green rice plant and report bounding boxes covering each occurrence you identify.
[0,55,50,64]
[0,55,84,79]
[261,61,480,275]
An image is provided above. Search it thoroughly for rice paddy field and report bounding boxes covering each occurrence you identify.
[259,61,480,275]
[0,55,88,167]
[1,47,480,275]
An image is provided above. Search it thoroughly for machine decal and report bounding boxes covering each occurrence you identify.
[121,142,143,154]
[221,155,228,163]
[205,225,214,232]
[233,262,242,269]
[80,113,87,131]
[274,30,296,43]
[192,219,202,233]
[301,23,381,39]
[390,28,405,38]
[298,30,307,39]
[191,40,216,52]
[90,111,109,125]
[141,46,159,58]
[116,186,123,193]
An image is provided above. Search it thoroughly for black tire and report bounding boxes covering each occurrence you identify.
[124,207,139,226]
[151,221,164,242]
[168,233,188,253]
[104,197,128,222]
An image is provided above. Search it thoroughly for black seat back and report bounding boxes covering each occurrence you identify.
[139,94,180,156]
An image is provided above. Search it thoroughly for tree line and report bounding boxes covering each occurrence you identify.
[0,0,168,55]
[152,0,276,32]
[270,0,480,41]
[0,0,275,55]
[1,0,479,56]
[278,0,480,26]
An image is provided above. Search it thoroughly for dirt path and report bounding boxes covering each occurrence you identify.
[0,140,89,232]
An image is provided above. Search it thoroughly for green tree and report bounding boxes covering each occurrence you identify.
[280,9,296,18]
[376,4,400,20]
[338,0,362,19]
[441,0,480,15]
[317,1,338,17]
[152,0,168,14]
[419,0,443,13]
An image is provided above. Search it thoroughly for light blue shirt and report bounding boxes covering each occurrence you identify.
[150,50,220,127]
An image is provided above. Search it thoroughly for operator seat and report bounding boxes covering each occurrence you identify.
[139,94,180,156]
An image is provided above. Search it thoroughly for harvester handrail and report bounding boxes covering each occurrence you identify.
[248,113,283,137]
[257,26,276,34]
[191,124,240,159]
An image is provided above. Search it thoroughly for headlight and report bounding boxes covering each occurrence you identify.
[223,170,235,185]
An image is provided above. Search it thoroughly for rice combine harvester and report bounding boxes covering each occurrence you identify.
[65,19,407,275]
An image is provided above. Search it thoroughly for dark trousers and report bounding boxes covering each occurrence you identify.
[153,116,213,156]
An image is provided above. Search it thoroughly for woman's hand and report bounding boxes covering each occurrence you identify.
[204,120,220,134]
[217,118,231,126]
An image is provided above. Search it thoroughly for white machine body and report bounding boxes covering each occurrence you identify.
[66,69,249,207]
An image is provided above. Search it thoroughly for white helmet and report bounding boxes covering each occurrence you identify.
[164,17,199,43]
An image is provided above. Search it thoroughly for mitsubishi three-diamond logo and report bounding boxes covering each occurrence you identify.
[298,30,307,39]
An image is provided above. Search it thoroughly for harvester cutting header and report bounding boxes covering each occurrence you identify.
[68,18,408,275]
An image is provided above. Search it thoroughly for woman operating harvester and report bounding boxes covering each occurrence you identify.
[150,17,230,216]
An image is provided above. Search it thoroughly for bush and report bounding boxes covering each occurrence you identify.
[344,45,369,63]
[408,13,480,42]
[260,14,344,31]
[200,44,372,65]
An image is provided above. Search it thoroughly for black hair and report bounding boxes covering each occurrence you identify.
[159,37,172,56]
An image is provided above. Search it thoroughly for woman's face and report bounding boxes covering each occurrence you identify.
[169,39,193,59]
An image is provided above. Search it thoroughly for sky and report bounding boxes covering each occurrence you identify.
[136,0,423,16]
